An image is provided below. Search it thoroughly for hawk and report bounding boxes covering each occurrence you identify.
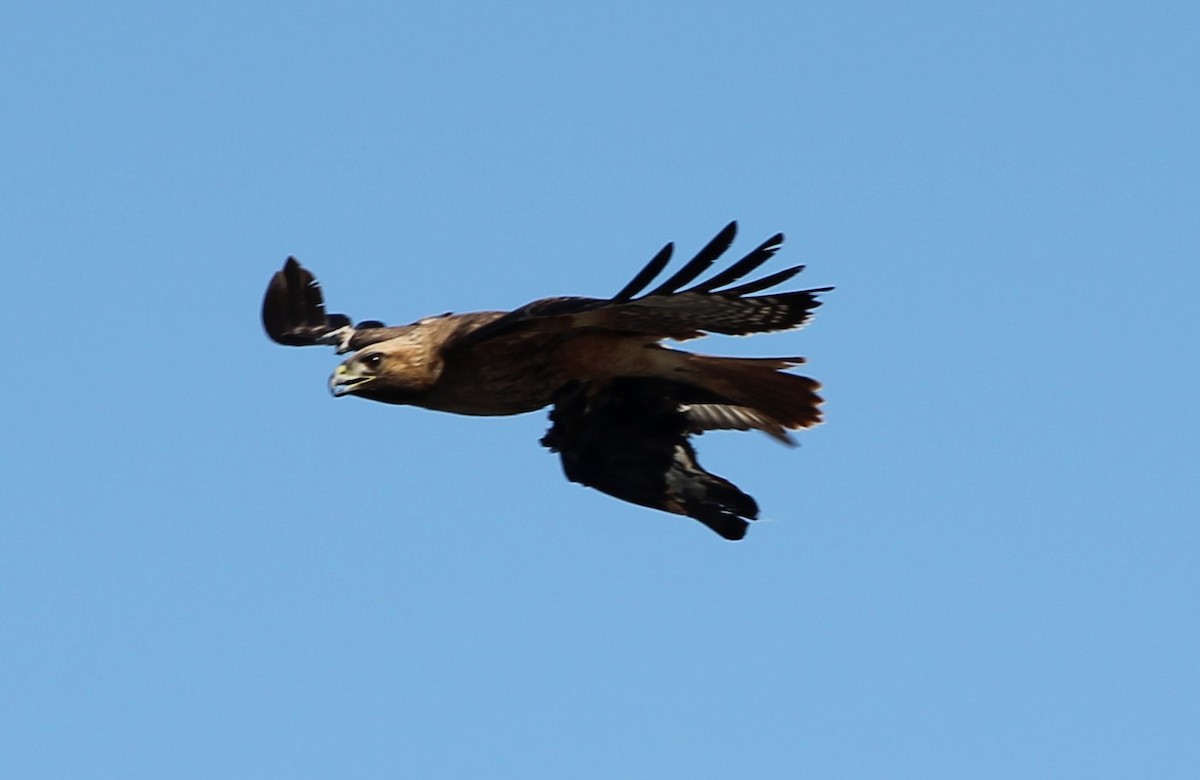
[262,222,832,540]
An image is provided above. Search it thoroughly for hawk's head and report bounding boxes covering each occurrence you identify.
[328,339,441,405]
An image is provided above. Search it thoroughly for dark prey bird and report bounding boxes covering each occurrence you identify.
[261,222,832,540]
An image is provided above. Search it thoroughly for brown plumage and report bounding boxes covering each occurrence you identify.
[262,222,832,540]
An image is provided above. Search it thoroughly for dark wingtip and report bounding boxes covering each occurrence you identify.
[688,479,758,540]
[698,514,751,541]
[644,221,740,297]
[262,256,349,347]
[262,264,294,344]
[688,231,787,293]
[612,241,675,302]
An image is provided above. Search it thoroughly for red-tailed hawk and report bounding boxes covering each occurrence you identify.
[262,222,832,540]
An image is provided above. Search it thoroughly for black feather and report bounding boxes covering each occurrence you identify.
[612,242,674,302]
[687,232,784,293]
[644,221,738,296]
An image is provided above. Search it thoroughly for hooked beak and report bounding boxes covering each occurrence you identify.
[329,363,374,397]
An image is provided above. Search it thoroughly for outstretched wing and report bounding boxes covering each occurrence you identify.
[262,257,414,352]
[453,221,833,350]
[541,378,761,540]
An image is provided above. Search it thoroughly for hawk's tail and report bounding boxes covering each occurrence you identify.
[678,354,825,435]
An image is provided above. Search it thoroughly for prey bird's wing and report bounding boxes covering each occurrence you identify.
[682,403,798,445]
[541,378,761,541]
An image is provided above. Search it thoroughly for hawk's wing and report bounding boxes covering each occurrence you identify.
[262,257,413,353]
[452,221,833,351]
[264,223,832,354]
[541,378,761,540]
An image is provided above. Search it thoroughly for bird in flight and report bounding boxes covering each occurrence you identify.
[262,222,832,540]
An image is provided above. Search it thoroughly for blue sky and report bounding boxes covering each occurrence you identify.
[2,2,1197,777]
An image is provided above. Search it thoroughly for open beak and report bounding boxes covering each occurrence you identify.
[329,363,374,397]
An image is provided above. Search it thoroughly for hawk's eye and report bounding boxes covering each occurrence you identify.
[363,353,383,369]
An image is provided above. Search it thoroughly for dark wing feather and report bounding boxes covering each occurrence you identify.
[686,232,784,293]
[541,379,759,540]
[611,241,674,302]
[643,220,738,296]
[262,257,412,352]
[719,266,814,296]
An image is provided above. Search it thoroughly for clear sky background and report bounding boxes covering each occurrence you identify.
[2,3,1197,777]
